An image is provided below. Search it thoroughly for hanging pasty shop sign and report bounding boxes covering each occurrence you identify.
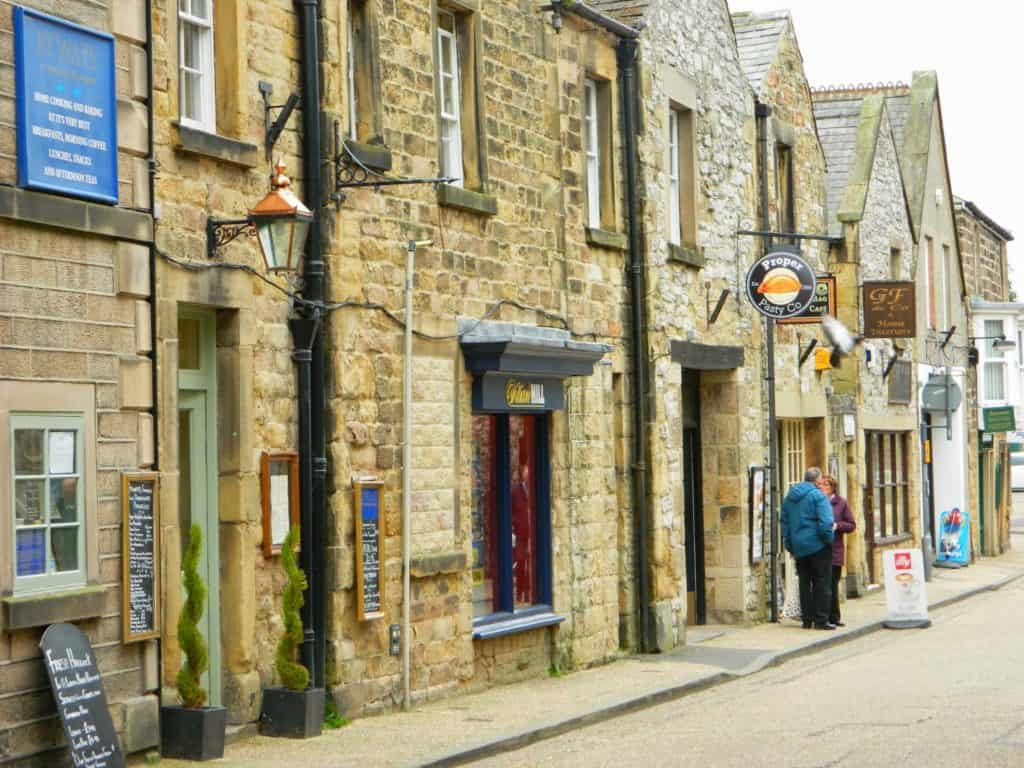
[745,251,817,320]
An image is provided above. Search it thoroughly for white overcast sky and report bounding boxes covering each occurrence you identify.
[731,1,1022,294]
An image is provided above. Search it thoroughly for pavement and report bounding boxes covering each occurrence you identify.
[150,530,1024,768]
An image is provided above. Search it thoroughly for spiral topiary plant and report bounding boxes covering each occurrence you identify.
[274,524,310,691]
[177,523,209,708]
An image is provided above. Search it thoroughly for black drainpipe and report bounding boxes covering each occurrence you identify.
[295,0,327,688]
[552,2,651,651]
[755,99,779,623]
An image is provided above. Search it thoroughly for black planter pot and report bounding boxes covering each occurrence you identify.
[160,705,227,761]
[260,687,325,739]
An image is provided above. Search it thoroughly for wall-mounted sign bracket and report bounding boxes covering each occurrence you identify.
[939,325,957,350]
[707,287,730,327]
[331,121,457,209]
[259,81,300,161]
[882,354,899,379]
[799,338,818,366]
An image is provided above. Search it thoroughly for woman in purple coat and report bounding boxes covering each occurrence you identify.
[818,475,856,626]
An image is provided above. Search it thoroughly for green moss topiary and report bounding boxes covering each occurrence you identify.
[274,524,310,691]
[177,524,209,708]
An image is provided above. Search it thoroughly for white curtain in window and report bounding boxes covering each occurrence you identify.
[583,79,600,229]
[668,110,680,245]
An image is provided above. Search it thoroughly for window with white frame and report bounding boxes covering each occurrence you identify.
[668,109,680,245]
[437,10,463,185]
[179,0,216,131]
[983,319,1007,402]
[779,419,805,492]
[11,415,86,594]
[583,78,601,230]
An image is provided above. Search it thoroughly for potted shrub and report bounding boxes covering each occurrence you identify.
[260,524,325,738]
[160,524,227,760]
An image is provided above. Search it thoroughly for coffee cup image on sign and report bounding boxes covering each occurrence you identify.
[756,268,802,305]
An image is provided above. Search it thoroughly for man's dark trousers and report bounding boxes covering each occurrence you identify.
[796,546,832,627]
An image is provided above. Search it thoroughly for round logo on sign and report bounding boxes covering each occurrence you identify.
[745,250,817,319]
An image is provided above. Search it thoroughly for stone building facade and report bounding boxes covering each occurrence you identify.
[592,0,766,641]
[888,72,972,558]
[813,89,919,590]
[0,0,159,761]
[733,10,834,612]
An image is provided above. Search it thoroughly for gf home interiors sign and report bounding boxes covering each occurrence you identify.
[14,7,118,204]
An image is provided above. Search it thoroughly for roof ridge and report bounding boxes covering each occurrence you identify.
[810,82,910,100]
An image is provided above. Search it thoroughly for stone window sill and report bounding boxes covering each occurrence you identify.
[437,184,498,217]
[472,607,565,640]
[173,123,259,168]
[2,585,108,631]
[667,243,704,268]
[344,139,393,173]
[410,550,467,579]
[585,227,628,252]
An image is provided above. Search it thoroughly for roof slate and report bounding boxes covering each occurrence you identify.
[731,10,790,93]
[812,97,865,237]
[587,0,650,25]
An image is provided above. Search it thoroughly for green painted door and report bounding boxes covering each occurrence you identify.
[177,308,221,706]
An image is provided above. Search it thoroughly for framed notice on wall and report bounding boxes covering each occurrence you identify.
[261,453,299,557]
[354,479,384,621]
[122,472,160,643]
[749,466,767,564]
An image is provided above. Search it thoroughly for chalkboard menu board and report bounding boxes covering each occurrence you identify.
[121,473,160,643]
[354,480,384,621]
[40,623,125,768]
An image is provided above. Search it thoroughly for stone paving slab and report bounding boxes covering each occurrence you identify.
[148,542,1024,768]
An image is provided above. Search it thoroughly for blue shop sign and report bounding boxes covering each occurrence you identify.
[14,7,118,204]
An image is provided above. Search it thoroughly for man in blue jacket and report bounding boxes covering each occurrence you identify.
[781,467,836,630]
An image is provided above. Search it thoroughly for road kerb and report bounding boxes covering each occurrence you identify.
[419,570,1024,767]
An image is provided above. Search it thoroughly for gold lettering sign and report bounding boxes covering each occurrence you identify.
[862,281,916,339]
[506,379,543,407]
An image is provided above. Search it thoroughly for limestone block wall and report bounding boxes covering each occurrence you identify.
[0,0,158,759]
[150,0,305,727]
[316,1,631,716]
[635,0,763,641]
[956,203,1010,303]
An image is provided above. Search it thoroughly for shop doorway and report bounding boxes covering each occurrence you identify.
[177,308,221,706]
[681,369,705,626]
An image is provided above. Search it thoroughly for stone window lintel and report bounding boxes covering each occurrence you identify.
[172,122,259,168]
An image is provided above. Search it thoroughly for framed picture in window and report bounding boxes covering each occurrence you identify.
[749,466,767,564]
[261,453,299,557]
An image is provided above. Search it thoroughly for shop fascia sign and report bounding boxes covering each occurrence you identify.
[982,405,1016,433]
[745,248,817,320]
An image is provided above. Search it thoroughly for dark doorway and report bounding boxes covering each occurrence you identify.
[682,369,705,625]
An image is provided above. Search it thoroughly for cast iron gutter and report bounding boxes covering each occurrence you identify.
[755,99,779,623]
[556,1,651,651]
[295,0,327,688]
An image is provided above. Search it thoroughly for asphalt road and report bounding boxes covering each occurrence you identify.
[471,576,1024,767]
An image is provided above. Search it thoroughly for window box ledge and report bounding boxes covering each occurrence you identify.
[872,533,913,548]
[2,585,108,631]
[344,140,393,173]
[667,243,704,268]
[437,184,497,217]
[173,123,260,168]
[472,609,565,641]
[585,227,627,252]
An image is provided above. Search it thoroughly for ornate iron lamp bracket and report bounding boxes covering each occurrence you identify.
[207,218,255,260]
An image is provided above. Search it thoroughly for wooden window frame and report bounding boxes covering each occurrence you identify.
[668,109,680,245]
[584,78,601,230]
[347,0,383,144]
[775,143,794,241]
[435,5,485,191]
[982,318,1008,403]
[471,413,553,626]
[865,431,911,542]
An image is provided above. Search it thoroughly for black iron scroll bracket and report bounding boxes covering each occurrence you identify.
[331,121,457,209]
[207,218,255,260]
